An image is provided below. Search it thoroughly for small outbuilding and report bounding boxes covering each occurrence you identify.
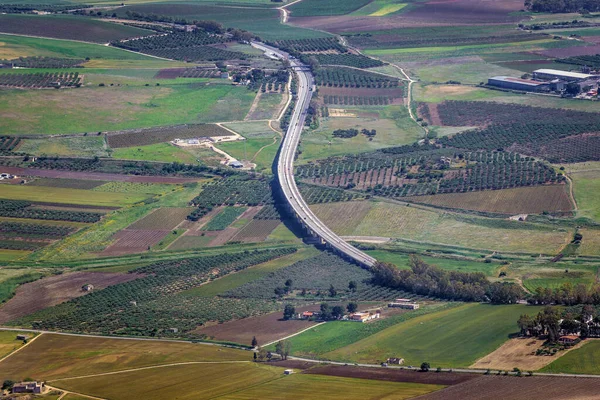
[284,369,294,375]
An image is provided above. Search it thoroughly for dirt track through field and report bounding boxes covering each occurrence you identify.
[0,167,202,184]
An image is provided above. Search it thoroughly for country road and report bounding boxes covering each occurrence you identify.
[251,42,376,268]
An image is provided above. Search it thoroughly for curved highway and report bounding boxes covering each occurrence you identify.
[252,42,376,268]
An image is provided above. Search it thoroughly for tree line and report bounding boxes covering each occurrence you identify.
[371,256,524,303]
[525,0,600,13]
[528,282,600,306]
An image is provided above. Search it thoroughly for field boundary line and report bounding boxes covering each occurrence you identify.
[564,174,578,212]
[47,385,106,400]
[0,331,43,364]
[262,322,326,347]
[244,91,264,121]
[49,361,251,382]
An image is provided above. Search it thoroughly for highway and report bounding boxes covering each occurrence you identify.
[252,42,376,268]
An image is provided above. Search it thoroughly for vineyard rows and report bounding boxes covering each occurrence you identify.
[0,222,75,238]
[0,72,82,88]
[324,95,397,106]
[0,239,45,251]
[0,57,85,68]
[511,133,600,164]
[315,67,399,88]
[313,54,385,68]
[271,37,347,54]
[112,30,246,62]
[180,69,222,78]
[188,176,273,221]
[0,200,103,223]
[0,136,21,154]
[19,248,296,335]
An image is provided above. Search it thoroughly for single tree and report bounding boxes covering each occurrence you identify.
[253,352,257,361]
[320,303,331,320]
[331,305,344,320]
[283,304,296,320]
[2,380,14,390]
[275,341,283,357]
[348,281,357,292]
[420,362,430,372]
[329,284,337,298]
[347,302,358,313]
[285,279,293,288]
[251,336,258,347]
[282,340,292,360]
[257,347,267,362]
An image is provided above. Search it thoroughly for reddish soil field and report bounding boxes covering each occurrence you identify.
[100,229,169,256]
[207,226,240,246]
[305,365,478,386]
[231,220,281,242]
[533,44,600,58]
[154,68,187,79]
[0,272,140,323]
[415,375,600,400]
[320,87,404,98]
[290,0,527,33]
[196,305,318,345]
[0,167,202,184]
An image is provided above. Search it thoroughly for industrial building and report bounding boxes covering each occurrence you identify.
[532,69,599,82]
[487,76,549,92]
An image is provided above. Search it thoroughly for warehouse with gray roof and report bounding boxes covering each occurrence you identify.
[487,76,549,92]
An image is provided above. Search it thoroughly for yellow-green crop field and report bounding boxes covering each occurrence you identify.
[0,185,148,207]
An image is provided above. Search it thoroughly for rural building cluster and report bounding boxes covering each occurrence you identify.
[488,68,600,98]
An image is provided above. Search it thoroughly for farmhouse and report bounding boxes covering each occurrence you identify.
[558,335,579,345]
[532,69,599,82]
[387,357,404,365]
[12,382,46,394]
[487,76,549,92]
[350,311,380,323]
[388,299,420,310]
[300,311,319,319]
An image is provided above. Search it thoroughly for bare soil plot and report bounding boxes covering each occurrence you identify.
[196,305,318,345]
[207,226,240,246]
[305,365,478,386]
[533,44,600,58]
[0,167,202,184]
[470,338,589,371]
[231,220,281,242]
[0,272,140,323]
[126,207,193,230]
[415,375,600,400]
[106,124,230,148]
[100,229,170,256]
[404,185,573,215]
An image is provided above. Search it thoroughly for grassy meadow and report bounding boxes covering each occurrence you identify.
[322,304,544,367]
[540,340,600,374]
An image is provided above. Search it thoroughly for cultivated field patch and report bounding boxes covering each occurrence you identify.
[127,207,193,230]
[100,229,170,256]
[0,333,249,382]
[106,124,231,148]
[231,219,281,242]
[404,185,573,215]
[0,272,140,324]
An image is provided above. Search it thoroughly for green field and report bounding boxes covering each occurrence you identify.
[277,303,456,359]
[365,250,500,276]
[323,304,544,367]
[540,340,600,374]
[287,0,372,16]
[19,136,109,158]
[0,271,42,304]
[1,83,255,135]
[0,185,147,206]
[0,330,36,360]
[113,4,329,40]
[0,250,31,262]
[570,169,600,223]
[218,137,279,173]
[0,33,164,61]
[0,333,249,382]
[202,206,247,231]
[112,143,199,164]
[223,121,278,139]
[299,106,424,162]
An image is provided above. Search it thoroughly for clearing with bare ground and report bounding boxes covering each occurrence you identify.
[470,338,590,371]
[415,375,600,400]
[195,305,319,345]
[0,272,140,323]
